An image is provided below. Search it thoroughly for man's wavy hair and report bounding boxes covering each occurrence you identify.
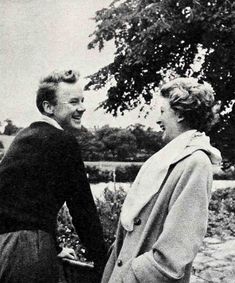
[160,77,216,133]
[36,70,80,114]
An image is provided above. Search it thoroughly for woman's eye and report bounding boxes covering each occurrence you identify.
[70,101,78,105]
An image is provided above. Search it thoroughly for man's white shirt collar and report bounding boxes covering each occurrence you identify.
[39,115,64,131]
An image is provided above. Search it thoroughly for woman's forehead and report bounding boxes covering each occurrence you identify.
[156,96,170,108]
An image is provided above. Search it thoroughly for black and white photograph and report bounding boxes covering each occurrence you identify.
[0,1,234,282]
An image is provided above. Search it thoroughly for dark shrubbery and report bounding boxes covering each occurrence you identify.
[57,186,235,259]
[115,165,140,182]
[86,164,235,183]
[207,187,235,238]
[86,165,140,183]
[96,187,127,247]
[86,166,112,183]
[57,187,127,259]
[75,124,163,162]
[213,171,235,180]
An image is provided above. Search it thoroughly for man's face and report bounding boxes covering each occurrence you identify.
[52,81,85,131]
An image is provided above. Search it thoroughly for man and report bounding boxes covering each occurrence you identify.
[0,70,106,282]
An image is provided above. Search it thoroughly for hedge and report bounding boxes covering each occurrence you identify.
[86,165,141,183]
[85,164,235,183]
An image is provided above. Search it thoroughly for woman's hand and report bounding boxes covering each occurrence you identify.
[57,247,77,261]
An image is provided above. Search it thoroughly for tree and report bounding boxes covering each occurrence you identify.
[3,119,19,136]
[76,126,105,161]
[128,124,163,160]
[76,125,138,161]
[128,124,148,150]
[210,103,235,165]
[86,0,235,162]
[144,127,164,152]
[100,127,137,160]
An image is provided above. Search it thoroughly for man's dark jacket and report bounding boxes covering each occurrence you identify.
[0,121,106,274]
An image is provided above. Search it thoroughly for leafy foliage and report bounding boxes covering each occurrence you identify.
[76,124,163,161]
[207,187,235,238]
[57,204,88,261]
[57,187,127,255]
[86,164,141,183]
[2,119,21,136]
[127,123,164,154]
[86,0,235,162]
[57,186,235,256]
[101,127,138,160]
[96,187,127,247]
[210,103,235,165]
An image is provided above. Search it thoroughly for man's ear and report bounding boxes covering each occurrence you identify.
[42,101,55,115]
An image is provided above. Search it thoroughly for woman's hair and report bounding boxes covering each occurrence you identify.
[36,70,80,114]
[160,77,216,132]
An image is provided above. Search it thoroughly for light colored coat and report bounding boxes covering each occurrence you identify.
[102,148,215,283]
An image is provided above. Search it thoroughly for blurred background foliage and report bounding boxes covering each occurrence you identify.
[75,124,164,161]
[86,0,235,165]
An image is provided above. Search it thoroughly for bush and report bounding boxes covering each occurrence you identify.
[57,204,88,261]
[86,165,141,184]
[57,186,235,260]
[213,169,235,180]
[96,187,127,247]
[56,187,127,258]
[86,164,235,183]
[86,166,112,183]
[115,165,140,182]
[207,187,235,238]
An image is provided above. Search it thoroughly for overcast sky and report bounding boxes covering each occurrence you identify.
[0,0,157,129]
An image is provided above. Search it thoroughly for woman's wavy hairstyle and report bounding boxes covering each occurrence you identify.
[36,70,80,114]
[160,77,217,133]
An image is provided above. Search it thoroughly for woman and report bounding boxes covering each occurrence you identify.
[102,77,221,283]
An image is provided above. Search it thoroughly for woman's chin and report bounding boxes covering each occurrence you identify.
[162,132,168,142]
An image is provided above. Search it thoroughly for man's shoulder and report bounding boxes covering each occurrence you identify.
[29,121,63,134]
[15,122,78,148]
[29,122,74,138]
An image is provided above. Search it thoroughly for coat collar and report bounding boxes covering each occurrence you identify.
[171,133,221,166]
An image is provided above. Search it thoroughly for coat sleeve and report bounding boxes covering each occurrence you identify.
[63,137,107,278]
[124,151,213,283]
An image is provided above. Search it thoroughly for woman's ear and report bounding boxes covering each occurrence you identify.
[177,112,185,123]
[42,101,55,115]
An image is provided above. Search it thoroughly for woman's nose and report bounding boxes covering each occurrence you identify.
[76,103,86,113]
[156,115,162,125]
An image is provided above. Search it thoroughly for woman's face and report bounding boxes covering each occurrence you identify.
[156,97,184,143]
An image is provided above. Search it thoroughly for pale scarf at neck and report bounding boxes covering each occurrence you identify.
[120,130,198,232]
